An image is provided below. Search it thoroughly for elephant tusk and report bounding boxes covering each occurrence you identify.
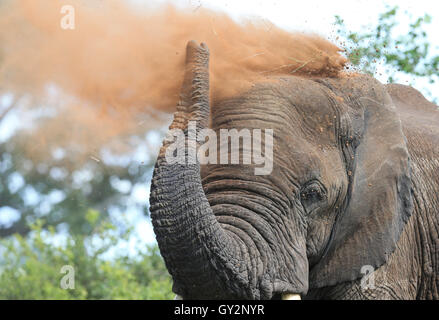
[282,293,301,300]
[174,294,183,300]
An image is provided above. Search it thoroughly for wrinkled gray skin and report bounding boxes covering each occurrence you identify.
[150,41,439,300]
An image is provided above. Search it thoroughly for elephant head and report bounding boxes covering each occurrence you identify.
[149,41,413,299]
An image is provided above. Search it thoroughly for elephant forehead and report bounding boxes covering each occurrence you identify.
[212,76,339,146]
[276,138,344,182]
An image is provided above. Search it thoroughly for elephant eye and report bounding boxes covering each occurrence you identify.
[300,181,326,214]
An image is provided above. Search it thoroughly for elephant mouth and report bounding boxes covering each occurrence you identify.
[282,293,302,300]
[271,279,307,300]
[174,293,302,300]
[270,292,302,300]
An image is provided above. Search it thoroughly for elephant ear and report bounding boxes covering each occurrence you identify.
[309,78,413,288]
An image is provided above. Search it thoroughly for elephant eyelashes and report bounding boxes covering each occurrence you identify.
[300,181,327,214]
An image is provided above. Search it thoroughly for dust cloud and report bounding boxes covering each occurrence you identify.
[0,0,347,158]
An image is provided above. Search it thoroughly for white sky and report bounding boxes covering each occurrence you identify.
[148,0,439,39]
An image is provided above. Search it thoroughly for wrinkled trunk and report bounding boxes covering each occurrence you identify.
[149,41,259,299]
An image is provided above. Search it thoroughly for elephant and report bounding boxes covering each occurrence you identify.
[149,40,439,300]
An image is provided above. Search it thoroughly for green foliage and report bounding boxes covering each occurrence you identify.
[334,6,438,102]
[0,129,154,238]
[0,216,173,300]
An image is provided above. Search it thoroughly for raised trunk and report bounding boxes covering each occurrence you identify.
[149,41,257,299]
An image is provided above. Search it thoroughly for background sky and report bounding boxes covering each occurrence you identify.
[144,0,439,42]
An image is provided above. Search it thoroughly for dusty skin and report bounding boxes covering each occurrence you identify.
[150,40,439,300]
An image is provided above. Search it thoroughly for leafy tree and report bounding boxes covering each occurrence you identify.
[0,214,173,299]
[0,96,172,300]
[334,5,439,102]
[0,110,156,238]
